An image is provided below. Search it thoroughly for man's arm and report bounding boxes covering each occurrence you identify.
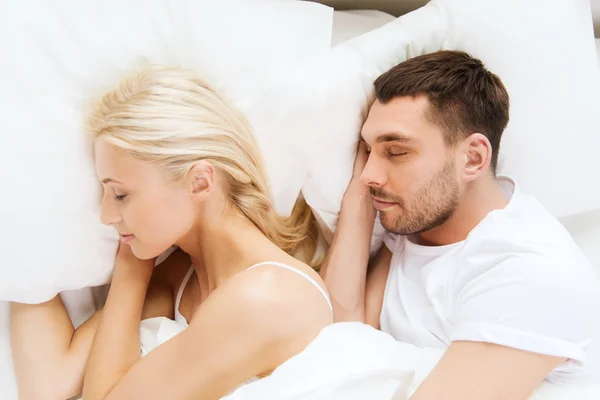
[364,245,391,329]
[320,193,375,322]
[410,255,597,399]
[410,341,565,400]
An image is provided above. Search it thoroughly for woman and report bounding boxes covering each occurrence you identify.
[10,65,333,400]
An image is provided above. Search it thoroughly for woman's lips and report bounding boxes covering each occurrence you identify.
[120,234,135,243]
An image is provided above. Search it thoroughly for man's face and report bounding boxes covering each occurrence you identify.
[360,96,461,235]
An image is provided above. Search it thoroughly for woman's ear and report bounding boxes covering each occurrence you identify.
[188,160,215,195]
[461,133,492,182]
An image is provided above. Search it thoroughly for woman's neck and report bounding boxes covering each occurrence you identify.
[178,211,276,293]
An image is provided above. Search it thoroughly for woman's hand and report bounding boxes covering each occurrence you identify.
[113,244,156,286]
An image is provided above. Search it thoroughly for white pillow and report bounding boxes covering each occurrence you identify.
[302,2,447,246]
[439,0,600,217]
[0,0,333,303]
[332,10,395,46]
[302,0,600,246]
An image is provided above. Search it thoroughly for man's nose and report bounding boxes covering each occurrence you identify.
[360,155,386,188]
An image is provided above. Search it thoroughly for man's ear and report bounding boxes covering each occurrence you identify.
[187,160,216,195]
[461,133,492,182]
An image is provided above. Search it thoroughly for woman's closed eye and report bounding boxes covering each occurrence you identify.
[113,189,127,202]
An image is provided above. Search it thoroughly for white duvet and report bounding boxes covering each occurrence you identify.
[139,319,600,399]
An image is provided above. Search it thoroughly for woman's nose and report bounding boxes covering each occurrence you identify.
[99,195,122,226]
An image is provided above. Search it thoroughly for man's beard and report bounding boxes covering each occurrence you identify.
[372,160,460,235]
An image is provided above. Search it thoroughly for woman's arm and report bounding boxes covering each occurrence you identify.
[10,297,104,400]
[82,263,330,400]
[10,249,180,400]
[83,244,164,399]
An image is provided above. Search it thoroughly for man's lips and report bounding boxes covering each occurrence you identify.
[372,197,397,210]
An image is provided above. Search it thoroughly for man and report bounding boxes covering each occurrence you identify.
[321,50,600,399]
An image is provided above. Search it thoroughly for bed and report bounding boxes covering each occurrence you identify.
[1,1,600,399]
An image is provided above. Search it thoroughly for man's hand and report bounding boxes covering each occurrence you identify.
[344,140,372,202]
[320,139,381,322]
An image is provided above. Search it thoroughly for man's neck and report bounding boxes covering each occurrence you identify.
[416,177,510,246]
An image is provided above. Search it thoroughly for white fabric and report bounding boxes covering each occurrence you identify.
[557,38,600,277]
[331,10,395,46]
[381,177,600,385]
[138,320,600,399]
[302,0,600,254]
[221,322,415,399]
[138,320,415,398]
[560,209,600,278]
[0,0,333,304]
[140,317,187,358]
[174,266,195,327]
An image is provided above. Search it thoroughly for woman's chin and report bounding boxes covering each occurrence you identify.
[130,242,173,261]
[128,243,151,260]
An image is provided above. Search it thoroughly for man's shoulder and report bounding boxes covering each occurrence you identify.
[456,191,595,289]
[470,185,586,263]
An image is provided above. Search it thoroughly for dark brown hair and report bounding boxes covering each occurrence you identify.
[374,50,509,172]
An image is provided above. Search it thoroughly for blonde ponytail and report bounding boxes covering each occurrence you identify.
[86,65,318,266]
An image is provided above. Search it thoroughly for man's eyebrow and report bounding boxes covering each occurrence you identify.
[376,132,418,144]
[360,132,418,144]
[101,178,123,184]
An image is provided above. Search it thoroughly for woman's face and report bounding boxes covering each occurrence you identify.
[94,139,196,260]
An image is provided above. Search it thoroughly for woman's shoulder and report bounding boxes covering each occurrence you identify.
[221,258,332,329]
[190,259,331,361]
[246,259,327,293]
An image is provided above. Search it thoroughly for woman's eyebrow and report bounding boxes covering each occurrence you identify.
[101,178,123,184]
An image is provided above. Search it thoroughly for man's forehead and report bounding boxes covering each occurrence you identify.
[361,97,433,144]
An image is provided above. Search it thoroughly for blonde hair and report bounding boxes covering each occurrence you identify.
[86,65,318,266]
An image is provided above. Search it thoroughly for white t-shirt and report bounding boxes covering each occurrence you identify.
[380,177,600,385]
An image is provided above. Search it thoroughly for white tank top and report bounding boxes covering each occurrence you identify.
[174,261,333,327]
